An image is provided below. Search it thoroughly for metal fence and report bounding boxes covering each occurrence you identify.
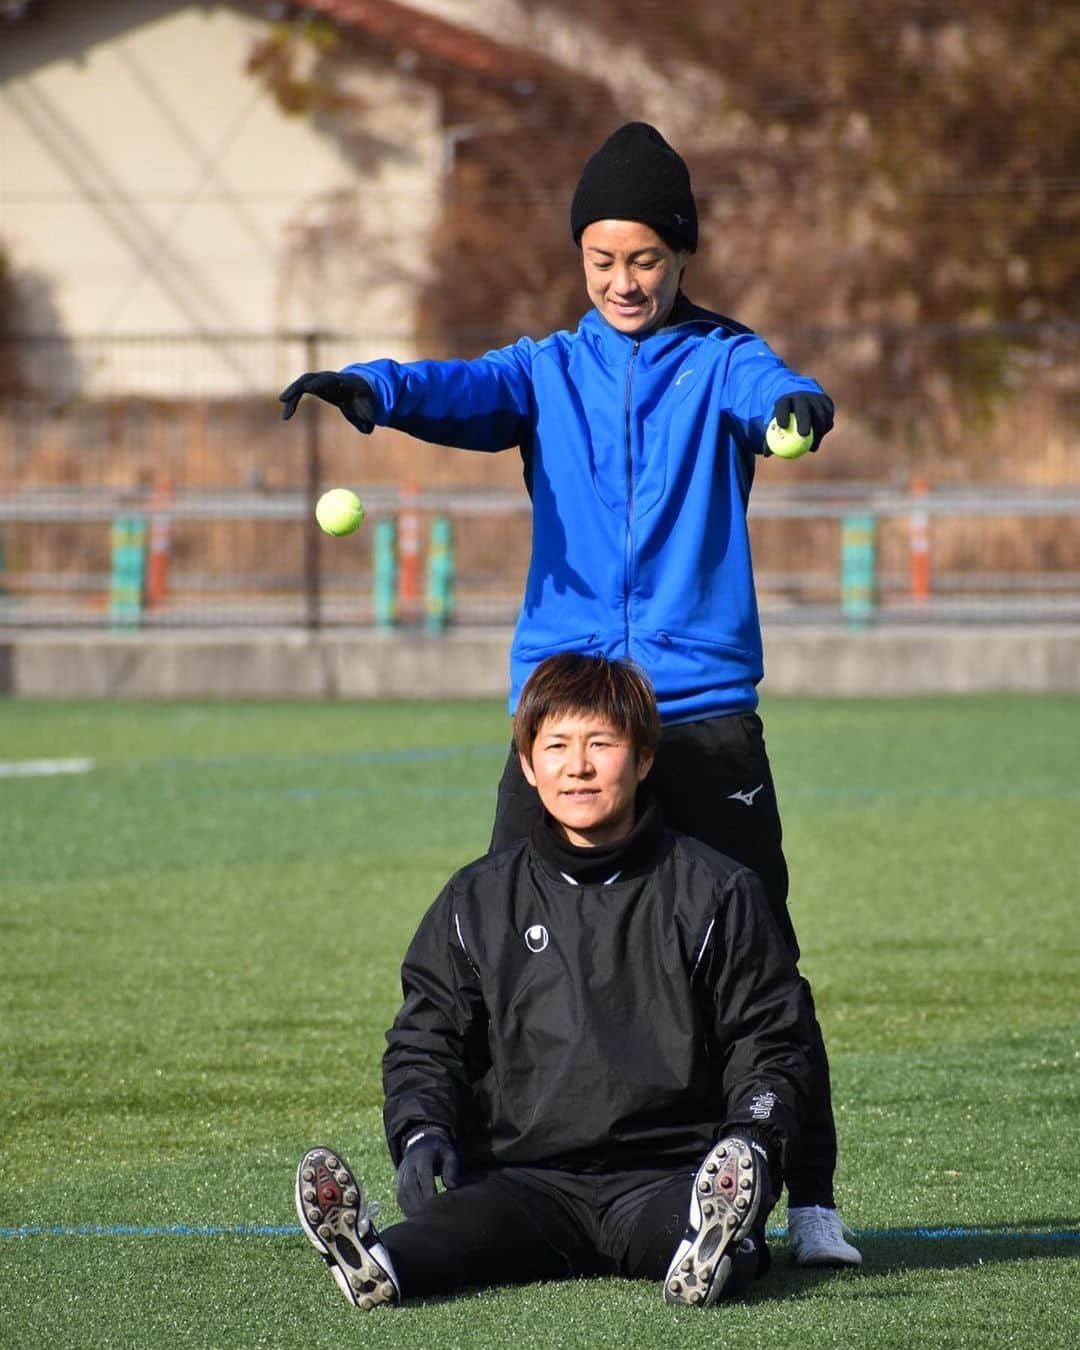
[2,332,1078,631]
[4,480,1080,630]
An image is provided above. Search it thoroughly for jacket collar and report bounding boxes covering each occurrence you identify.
[530,791,670,884]
[579,292,742,366]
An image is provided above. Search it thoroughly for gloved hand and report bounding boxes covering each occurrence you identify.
[395,1127,461,1217]
[771,392,834,450]
[278,370,377,433]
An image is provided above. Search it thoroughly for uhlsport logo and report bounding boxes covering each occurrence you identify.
[525,924,549,954]
[749,1091,778,1121]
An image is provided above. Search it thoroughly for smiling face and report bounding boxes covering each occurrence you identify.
[581,219,687,337]
[520,711,654,848]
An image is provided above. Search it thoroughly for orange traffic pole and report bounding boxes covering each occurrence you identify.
[397,479,421,624]
[909,472,931,604]
[145,477,172,608]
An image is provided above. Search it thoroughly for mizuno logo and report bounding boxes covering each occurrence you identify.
[675,368,694,387]
[728,784,764,807]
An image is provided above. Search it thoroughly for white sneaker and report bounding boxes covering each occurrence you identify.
[787,1205,862,1267]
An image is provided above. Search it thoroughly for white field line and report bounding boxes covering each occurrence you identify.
[0,758,94,778]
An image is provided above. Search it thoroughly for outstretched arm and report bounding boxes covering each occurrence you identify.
[280,340,536,453]
[723,333,835,456]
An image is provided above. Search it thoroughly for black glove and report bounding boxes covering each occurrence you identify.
[395,1127,461,1217]
[278,370,377,433]
[771,392,834,450]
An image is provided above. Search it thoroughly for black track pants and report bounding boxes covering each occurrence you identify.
[381,1162,755,1300]
[489,712,838,1209]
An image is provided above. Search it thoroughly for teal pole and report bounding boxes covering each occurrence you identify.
[373,517,397,632]
[109,515,147,631]
[425,516,454,635]
[840,513,876,629]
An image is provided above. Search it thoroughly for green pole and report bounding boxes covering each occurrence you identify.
[424,515,454,635]
[373,517,397,632]
[109,515,147,631]
[840,512,876,629]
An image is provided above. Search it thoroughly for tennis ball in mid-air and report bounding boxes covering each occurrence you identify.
[766,414,815,460]
[315,488,364,536]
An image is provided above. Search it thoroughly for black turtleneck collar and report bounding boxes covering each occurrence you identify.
[530,792,669,884]
[663,291,754,336]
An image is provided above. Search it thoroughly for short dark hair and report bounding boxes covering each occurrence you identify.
[513,654,662,763]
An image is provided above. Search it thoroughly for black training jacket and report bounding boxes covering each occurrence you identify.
[382,808,816,1173]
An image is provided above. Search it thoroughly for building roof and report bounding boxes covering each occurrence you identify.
[4,2,603,109]
[298,0,553,95]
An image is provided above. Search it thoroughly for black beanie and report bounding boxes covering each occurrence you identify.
[571,122,698,254]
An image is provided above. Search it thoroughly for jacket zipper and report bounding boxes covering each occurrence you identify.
[623,340,640,652]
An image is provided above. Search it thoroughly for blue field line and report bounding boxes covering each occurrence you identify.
[0,742,510,785]
[1,1222,302,1239]
[4,1222,1079,1243]
[142,744,510,773]
[6,753,1077,811]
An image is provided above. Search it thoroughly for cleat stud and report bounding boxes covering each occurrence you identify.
[740,1178,753,1190]
[735,1197,748,1211]
[359,1296,373,1311]
[690,1290,703,1304]
[343,1188,358,1205]
[702,1203,714,1218]
[705,1161,718,1173]
[727,1214,739,1227]
[301,1168,314,1183]
[720,1176,734,1189]
[669,1279,682,1293]
[302,1186,316,1203]
[343,1211,356,1228]
[379,1282,395,1300]
[325,1156,339,1169]
[317,1224,333,1240]
[306,1208,321,1224]
[698,1180,712,1193]
[716,1147,728,1159]
[681,1258,693,1272]
[739,1156,752,1169]
[335,1170,349,1185]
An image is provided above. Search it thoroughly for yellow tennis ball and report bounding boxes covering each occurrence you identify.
[315,488,364,536]
[766,414,814,460]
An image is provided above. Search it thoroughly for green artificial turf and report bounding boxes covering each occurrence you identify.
[1,695,1077,1348]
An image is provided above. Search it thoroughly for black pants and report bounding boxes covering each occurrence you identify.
[381,1163,766,1300]
[489,712,837,1209]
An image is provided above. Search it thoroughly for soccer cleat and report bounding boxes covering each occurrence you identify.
[294,1146,400,1309]
[787,1205,862,1267]
[663,1135,767,1307]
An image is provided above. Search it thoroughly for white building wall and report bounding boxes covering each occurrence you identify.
[0,0,443,395]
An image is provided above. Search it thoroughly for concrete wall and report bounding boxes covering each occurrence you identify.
[0,0,442,394]
[3,627,1077,699]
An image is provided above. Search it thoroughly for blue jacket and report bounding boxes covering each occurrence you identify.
[345,295,826,722]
